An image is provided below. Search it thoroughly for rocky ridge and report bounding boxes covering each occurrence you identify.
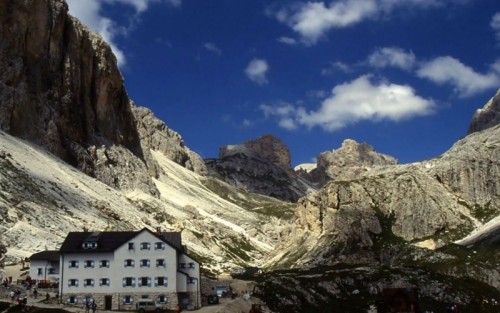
[267,121,499,267]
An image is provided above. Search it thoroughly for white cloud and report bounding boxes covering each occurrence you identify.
[491,12,500,41]
[245,59,269,85]
[260,76,433,131]
[277,36,298,45]
[276,0,378,45]
[416,56,500,97]
[272,0,467,45]
[368,47,416,71]
[204,42,222,55]
[260,103,298,130]
[104,0,181,12]
[321,61,352,75]
[66,0,180,67]
[242,119,253,127]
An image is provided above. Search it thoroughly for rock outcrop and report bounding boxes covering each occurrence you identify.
[468,89,500,134]
[205,134,313,202]
[132,105,207,175]
[298,139,398,187]
[0,0,203,195]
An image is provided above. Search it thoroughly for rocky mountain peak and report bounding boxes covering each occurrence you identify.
[300,139,398,187]
[468,88,500,134]
[206,134,313,202]
[243,134,293,174]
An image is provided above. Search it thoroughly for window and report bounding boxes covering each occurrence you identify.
[123,277,135,287]
[84,260,95,268]
[82,297,94,305]
[128,242,134,250]
[138,277,151,287]
[99,260,110,268]
[99,278,110,286]
[140,242,151,250]
[188,278,196,284]
[48,268,56,274]
[156,259,165,267]
[69,260,79,268]
[37,268,43,275]
[123,295,133,305]
[179,263,186,269]
[140,259,150,268]
[82,242,98,249]
[124,259,134,267]
[188,262,195,269]
[155,277,168,287]
[67,296,78,304]
[155,242,165,250]
[157,295,168,304]
[83,279,94,287]
[68,279,78,287]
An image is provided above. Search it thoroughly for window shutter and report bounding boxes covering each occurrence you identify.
[148,277,151,287]
[91,279,94,287]
[164,277,168,287]
[122,278,126,287]
[132,277,136,287]
[138,278,142,287]
[154,277,158,287]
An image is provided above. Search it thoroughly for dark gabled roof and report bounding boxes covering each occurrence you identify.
[59,228,183,253]
[30,250,60,262]
[159,232,183,251]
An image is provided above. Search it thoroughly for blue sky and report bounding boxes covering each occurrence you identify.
[67,0,500,166]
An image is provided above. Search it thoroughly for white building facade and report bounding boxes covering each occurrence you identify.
[58,228,201,311]
[29,250,60,285]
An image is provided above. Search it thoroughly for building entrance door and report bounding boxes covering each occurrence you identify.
[105,296,112,310]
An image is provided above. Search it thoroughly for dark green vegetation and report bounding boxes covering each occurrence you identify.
[253,266,500,313]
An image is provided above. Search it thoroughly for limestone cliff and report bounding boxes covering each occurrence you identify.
[0,0,203,195]
[298,139,398,187]
[205,134,314,202]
